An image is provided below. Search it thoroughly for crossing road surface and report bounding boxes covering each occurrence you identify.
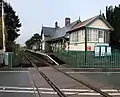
[0,68,120,97]
[60,67,120,97]
[0,68,36,97]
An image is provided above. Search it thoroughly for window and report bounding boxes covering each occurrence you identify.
[76,31,79,42]
[73,32,75,42]
[81,30,85,42]
[87,29,92,41]
[78,30,81,42]
[98,30,104,38]
[70,34,72,43]
[92,29,98,41]
[98,30,104,42]
[74,32,76,42]
[71,29,102,43]
[70,31,79,43]
[87,29,98,42]
[70,33,73,42]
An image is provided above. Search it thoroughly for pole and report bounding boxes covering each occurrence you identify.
[2,0,6,52]
[85,28,87,66]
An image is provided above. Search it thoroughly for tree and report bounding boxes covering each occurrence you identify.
[102,13,105,19]
[25,39,31,49]
[25,33,41,50]
[105,5,120,49]
[0,1,21,51]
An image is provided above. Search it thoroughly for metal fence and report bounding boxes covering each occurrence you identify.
[54,50,120,68]
[0,50,4,65]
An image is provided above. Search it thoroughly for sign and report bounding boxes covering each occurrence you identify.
[101,47,105,56]
[94,45,112,57]
[107,47,111,56]
[87,46,91,51]
[99,38,104,42]
[95,46,100,57]
[96,43,109,46]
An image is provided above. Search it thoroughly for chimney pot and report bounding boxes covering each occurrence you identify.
[65,17,70,26]
[55,21,58,28]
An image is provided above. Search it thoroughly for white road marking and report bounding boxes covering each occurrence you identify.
[78,93,120,96]
[102,89,118,92]
[0,71,29,73]
[66,72,120,74]
[109,93,120,96]
[0,86,119,92]
[78,93,100,95]
[60,68,101,69]
[40,91,58,94]
[0,90,36,93]
[0,90,120,96]
[0,86,33,90]
[61,89,92,92]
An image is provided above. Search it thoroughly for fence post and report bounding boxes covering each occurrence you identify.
[76,52,78,68]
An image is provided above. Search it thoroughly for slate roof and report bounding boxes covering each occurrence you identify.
[42,15,113,41]
[41,27,56,37]
[49,20,80,40]
[70,15,114,32]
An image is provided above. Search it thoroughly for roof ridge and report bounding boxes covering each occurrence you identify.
[42,26,55,29]
[80,15,98,24]
[70,15,100,31]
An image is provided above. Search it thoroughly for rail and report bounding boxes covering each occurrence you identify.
[27,50,113,97]
[24,53,67,97]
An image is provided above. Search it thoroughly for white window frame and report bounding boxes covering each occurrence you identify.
[98,30,104,43]
[87,29,98,42]
[70,29,105,43]
[70,31,79,43]
[98,30,104,38]
[87,29,105,42]
[78,30,85,42]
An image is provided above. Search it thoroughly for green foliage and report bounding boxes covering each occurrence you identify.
[106,5,120,49]
[0,1,21,51]
[3,2,21,42]
[13,43,20,53]
[25,33,41,49]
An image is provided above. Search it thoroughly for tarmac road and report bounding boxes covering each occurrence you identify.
[1,67,120,97]
[0,68,36,97]
[60,67,120,97]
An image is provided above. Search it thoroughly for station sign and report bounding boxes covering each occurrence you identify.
[94,43,111,57]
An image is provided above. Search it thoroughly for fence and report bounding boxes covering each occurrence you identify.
[54,50,120,68]
[0,50,4,65]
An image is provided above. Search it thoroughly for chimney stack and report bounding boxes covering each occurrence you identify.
[65,17,70,26]
[55,21,58,28]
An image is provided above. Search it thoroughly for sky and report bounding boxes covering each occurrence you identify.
[8,0,120,46]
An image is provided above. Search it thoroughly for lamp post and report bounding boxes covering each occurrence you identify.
[2,0,6,52]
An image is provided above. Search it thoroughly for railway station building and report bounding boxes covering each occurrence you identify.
[41,15,113,53]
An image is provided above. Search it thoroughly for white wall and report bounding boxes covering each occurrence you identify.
[87,43,97,51]
[88,19,110,30]
[69,42,98,51]
[42,42,45,50]
[42,32,44,41]
[70,30,85,43]
[69,43,85,51]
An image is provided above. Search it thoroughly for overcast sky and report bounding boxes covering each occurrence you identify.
[8,0,120,46]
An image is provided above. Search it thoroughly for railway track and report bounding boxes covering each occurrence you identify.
[25,51,113,97]
[25,52,66,97]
